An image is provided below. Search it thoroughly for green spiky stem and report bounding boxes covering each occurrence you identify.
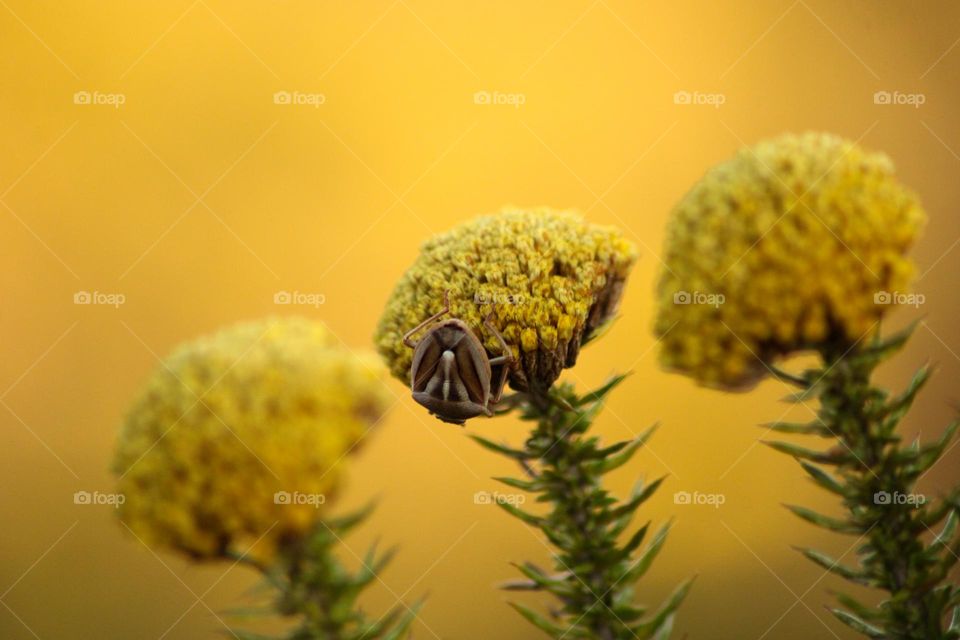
[768,327,960,639]
[474,378,692,640]
[230,509,421,640]
[525,387,626,640]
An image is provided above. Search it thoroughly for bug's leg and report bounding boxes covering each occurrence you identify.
[484,312,515,404]
[484,312,514,366]
[402,290,451,348]
[488,360,511,405]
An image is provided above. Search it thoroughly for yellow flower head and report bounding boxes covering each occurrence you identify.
[375,207,637,392]
[655,132,925,389]
[113,318,391,560]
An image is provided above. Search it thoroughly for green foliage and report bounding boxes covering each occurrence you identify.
[474,376,691,639]
[229,507,421,640]
[767,327,960,639]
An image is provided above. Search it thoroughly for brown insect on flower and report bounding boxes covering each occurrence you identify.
[403,291,515,425]
[376,209,637,397]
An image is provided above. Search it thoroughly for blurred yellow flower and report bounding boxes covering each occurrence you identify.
[655,132,925,389]
[113,318,391,560]
[375,207,637,392]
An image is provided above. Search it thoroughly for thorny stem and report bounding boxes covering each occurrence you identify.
[529,389,619,640]
[230,516,421,640]
[473,379,690,639]
[769,329,960,639]
[819,349,936,637]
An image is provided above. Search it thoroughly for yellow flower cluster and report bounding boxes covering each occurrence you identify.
[113,318,391,560]
[375,207,637,392]
[655,132,925,389]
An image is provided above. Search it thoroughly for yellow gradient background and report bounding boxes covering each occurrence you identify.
[2,2,959,638]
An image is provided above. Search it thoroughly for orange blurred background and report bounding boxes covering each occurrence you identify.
[2,1,960,638]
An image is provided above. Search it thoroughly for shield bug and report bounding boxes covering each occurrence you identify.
[402,291,515,425]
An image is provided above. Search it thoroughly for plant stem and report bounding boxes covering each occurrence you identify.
[821,352,933,636]
[528,389,619,639]
[769,328,960,639]
[474,379,691,640]
[231,513,421,640]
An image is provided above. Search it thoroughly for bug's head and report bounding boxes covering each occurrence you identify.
[409,320,495,426]
[416,399,488,426]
